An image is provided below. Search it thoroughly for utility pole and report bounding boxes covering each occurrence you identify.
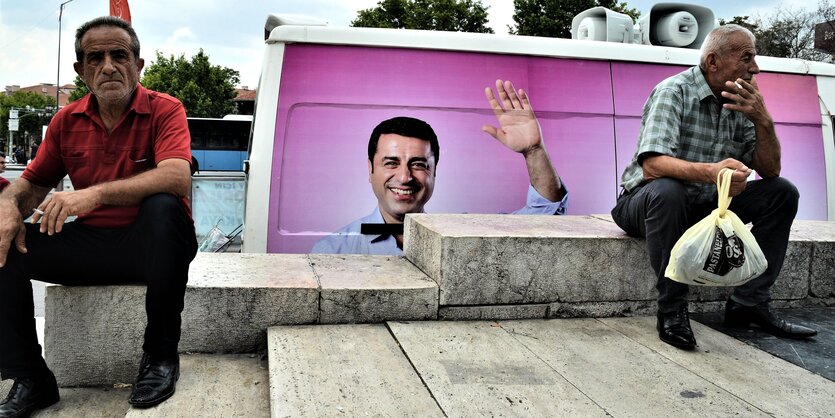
[56,0,76,109]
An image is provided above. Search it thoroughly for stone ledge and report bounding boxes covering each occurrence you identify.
[45,253,438,386]
[405,214,830,307]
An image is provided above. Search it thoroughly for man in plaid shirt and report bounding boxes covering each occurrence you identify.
[611,24,817,349]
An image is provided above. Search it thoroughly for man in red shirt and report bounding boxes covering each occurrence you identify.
[0,17,197,415]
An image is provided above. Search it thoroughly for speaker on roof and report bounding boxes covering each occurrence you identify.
[571,7,636,43]
[637,3,715,48]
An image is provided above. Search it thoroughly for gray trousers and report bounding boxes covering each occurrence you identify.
[611,177,798,314]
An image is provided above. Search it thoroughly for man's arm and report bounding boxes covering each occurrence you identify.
[721,77,780,178]
[34,158,191,235]
[482,79,564,202]
[642,155,752,197]
[0,178,53,266]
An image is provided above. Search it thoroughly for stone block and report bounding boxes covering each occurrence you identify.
[792,220,835,298]
[311,254,438,323]
[439,304,548,320]
[45,253,318,386]
[405,214,656,305]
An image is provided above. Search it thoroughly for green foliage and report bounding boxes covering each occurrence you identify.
[719,0,835,63]
[0,91,56,151]
[67,75,89,103]
[352,0,493,33]
[510,0,639,38]
[140,49,240,118]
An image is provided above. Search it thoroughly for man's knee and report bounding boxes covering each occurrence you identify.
[763,176,799,204]
[139,194,183,219]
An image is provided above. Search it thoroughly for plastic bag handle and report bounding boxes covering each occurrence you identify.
[716,168,734,216]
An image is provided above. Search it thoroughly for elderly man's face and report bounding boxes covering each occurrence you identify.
[368,134,436,224]
[715,32,760,88]
[74,26,144,105]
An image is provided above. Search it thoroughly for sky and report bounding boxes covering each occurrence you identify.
[0,0,824,90]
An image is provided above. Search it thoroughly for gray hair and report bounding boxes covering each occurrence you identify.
[74,16,140,62]
[699,24,756,69]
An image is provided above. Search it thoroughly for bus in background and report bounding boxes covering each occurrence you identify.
[188,115,252,171]
[243,13,835,254]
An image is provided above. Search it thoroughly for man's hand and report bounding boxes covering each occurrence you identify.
[0,199,27,267]
[32,188,100,235]
[711,158,751,197]
[721,77,773,126]
[482,79,544,155]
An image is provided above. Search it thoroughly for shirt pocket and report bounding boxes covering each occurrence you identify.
[127,147,154,174]
[60,148,93,186]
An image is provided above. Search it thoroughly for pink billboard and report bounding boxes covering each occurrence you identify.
[263,44,825,253]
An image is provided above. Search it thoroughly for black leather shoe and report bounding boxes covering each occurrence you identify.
[657,305,697,349]
[128,353,179,408]
[0,371,59,418]
[724,300,818,339]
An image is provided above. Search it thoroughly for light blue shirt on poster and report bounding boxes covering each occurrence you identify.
[311,183,569,255]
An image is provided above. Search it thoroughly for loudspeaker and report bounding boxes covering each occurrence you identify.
[637,3,715,48]
[571,7,635,43]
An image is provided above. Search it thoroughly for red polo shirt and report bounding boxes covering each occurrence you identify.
[22,85,192,228]
[0,177,9,192]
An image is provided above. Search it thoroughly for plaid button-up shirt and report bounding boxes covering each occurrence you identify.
[620,66,756,203]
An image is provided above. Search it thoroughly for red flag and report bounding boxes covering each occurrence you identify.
[110,0,132,23]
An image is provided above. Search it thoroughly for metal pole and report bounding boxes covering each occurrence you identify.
[56,0,76,109]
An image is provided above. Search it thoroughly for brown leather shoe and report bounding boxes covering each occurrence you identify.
[724,300,817,339]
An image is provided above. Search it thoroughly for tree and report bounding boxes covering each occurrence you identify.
[0,91,56,154]
[510,0,640,38]
[141,49,240,118]
[352,0,494,33]
[67,75,89,103]
[719,0,835,63]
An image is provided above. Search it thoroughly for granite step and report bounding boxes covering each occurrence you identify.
[267,317,835,417]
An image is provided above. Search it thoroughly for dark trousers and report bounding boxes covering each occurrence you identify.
[611,177,798,314]
[0,194,197,379]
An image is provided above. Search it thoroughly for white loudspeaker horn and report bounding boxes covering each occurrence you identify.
[571,7,635,43]
[637,3,715,49]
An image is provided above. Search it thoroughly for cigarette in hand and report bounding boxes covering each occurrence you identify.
[735,82,743,90]
[33,208,44,215]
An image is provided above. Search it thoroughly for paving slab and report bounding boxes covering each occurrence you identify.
[387,321,607,416]
[46,253,319,386]
[405,214,657,305]
[267,324,443,417]
[693,307,835,381]
[600,316,835,417]
[126,354,270,418]
[502,318,763,416]
[310,254,438,323]
[32,386,131,418]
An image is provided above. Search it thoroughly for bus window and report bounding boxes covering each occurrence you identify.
[187,117,251,171]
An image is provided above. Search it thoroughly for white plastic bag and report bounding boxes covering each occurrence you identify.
[664,168,768,286]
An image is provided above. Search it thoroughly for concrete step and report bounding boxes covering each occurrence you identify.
[267,318,835,417]
[267,324,443,416]
[45,253,435,386]
[17,354,268,417]
[405,214,835,316]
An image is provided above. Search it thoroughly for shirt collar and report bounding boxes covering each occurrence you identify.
[692,66,717,102]
[72,83,151,117]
